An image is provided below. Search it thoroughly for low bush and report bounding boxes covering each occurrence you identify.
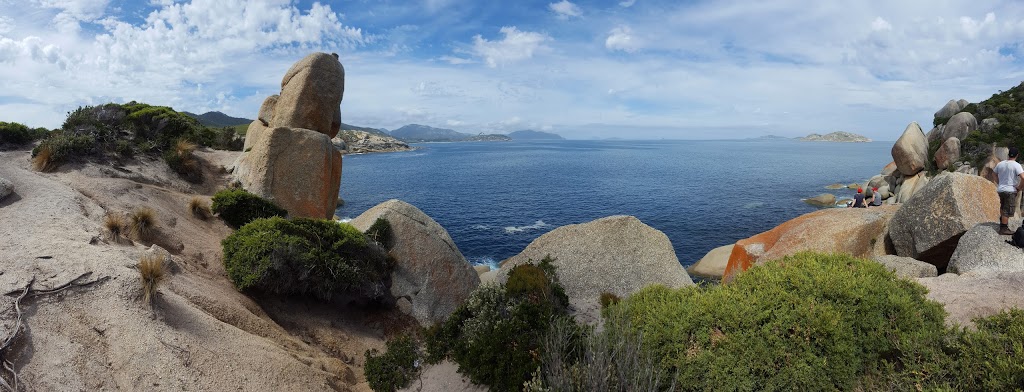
[103,213,126,242]
[164,138,201,182]
[365,218,393,249]
[0,122,46,146]
[364,335,421,392]
[210,188,287,228]
[137,253,167,304]
[221,217,390,299]
[30,132,94,171]
[948,309,1024,390]
[609,252,950,391]
[426,256,569,392]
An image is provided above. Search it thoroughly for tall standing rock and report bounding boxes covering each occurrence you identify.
[888,172,999,271]
[233,52,345,219]
[941,112,978,142]
[350,200,480,327]
[891,122,928,176]
[270,53,345,139]
[934,137,961,171]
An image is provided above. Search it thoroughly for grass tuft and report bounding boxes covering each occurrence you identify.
[137,253,166,304]
[32,144,54,172]
[188,197,211,220]
[103,213,126,242]
[129,207,157,241]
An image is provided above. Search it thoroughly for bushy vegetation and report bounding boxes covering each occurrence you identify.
[27,102,240,172]
[163,138,201,182]
[602,252,1024,391]
[365,217,394,249]
[423,256,569,392]
[128,207,157,242]
[210,188,287,228]
[188,197,211,220]
[221,217,391,299]
[138,253,167,304]
[364,335,421,392]
[954,82,1024,168]
[0,122,47,146]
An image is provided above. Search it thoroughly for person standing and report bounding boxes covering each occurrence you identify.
[995,147,1024,235]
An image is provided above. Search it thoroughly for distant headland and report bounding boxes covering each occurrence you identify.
[798,131,872,142]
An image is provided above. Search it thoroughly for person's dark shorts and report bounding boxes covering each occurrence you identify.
[999,191,1018,217]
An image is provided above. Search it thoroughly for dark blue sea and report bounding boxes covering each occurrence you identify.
[335,139,893,269]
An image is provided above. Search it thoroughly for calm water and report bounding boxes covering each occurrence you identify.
[335,139,893,268]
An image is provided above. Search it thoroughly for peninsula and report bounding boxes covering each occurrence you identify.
[798,131,872,142]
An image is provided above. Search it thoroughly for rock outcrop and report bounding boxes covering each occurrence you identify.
[891,122,928,176]
[724,206,897,279]
[496,215,693,326]
[934,137,961,170]
[957,99,970,110]
[332,130,413,155]
[873,255,938,278]
[895,172,929,203]
[888,173,999,271]
[687,244,733,280]
[350,199,480,327]
[233,52,345,219]
[934,99,961,120]
[917,271,1024,328]
[982,117,1000,133]
[0,176,12,201]
[941,112,978,142]
[803,193,836,207]
[269,53,345,138]
[948,222,1024,275]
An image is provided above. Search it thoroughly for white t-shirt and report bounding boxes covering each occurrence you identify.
[995,159,1024,193]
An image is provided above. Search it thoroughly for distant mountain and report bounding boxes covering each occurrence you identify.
[390,124,471,142]
[799,131,872,143]
[183,111,251,127]
[508,130,564,140]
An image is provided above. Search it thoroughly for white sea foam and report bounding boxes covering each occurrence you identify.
[472,224,492,230]
[504,220,550,234]
[743,202,764,209]
[470,256,499,270]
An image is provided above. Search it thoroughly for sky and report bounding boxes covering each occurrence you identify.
[2,1,1024,140]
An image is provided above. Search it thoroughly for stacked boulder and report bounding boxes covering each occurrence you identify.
[233,52,345,219]
[889,122,930,202]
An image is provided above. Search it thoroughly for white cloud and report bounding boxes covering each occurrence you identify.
[870,17,891,31]
[470,26,549,68]
[619,0,636,7]
[438,55,474,65]
[605,25,639,52]
[35,0,111,33]
[960,12,995,39]
[548,0,581,20]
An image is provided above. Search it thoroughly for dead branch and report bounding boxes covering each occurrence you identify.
[0,272,109,392]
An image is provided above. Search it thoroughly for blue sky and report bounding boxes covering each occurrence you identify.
[2,0,1024,139]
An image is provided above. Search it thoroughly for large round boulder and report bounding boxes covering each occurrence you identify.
[888,172,999,271]
[880,161,898,176]
[934,99,961,120]
[0,176,12,202]
[895,172,929,203]
[687,244,733,280]
[496,215,693,326]
[891,122,928,176]
[957,99,970,110]
[724,206,898,279]
[934,137,961,171]
[233,127,342,219]
[948,222,1024,275]
[941,112,978,142]
[803,193,836,208]
[270,52,345,138]
[350,199,480,327]
[926,125,944,145]
[873,255,938,278]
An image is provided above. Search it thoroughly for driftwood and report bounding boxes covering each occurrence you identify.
[0,272,109,392]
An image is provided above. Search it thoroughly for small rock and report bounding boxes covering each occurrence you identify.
[0,176,12,201]
[803,193,837,208]
[874,255,938,278]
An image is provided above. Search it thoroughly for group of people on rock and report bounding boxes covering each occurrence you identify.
[847,187,883,208]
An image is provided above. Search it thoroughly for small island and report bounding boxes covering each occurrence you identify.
[799,131,872,142]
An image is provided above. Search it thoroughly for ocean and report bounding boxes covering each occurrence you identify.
[335,139,893,269]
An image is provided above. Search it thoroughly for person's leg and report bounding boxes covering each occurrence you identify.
[1000,192,1015,234]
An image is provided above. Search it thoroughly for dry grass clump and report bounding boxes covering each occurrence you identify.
[128,207,157,241]
[164,138,201,182]
[31,144,54,172]
[188,197,211,220]
[137,253,166,304]
[103,213,127,242]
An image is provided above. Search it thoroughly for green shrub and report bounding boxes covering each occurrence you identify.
[364,335,421,392]
[608,252,949,391]
[949,309,1024,391]
[0,122,46,145]
[365,217,394,249]
[31,132,95,171]
[221,217,390,299]
[163,139,201,182]
[426,256,569,392]
[210,188,287,228]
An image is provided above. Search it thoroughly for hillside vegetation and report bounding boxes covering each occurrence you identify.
[956,82,1024,166]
